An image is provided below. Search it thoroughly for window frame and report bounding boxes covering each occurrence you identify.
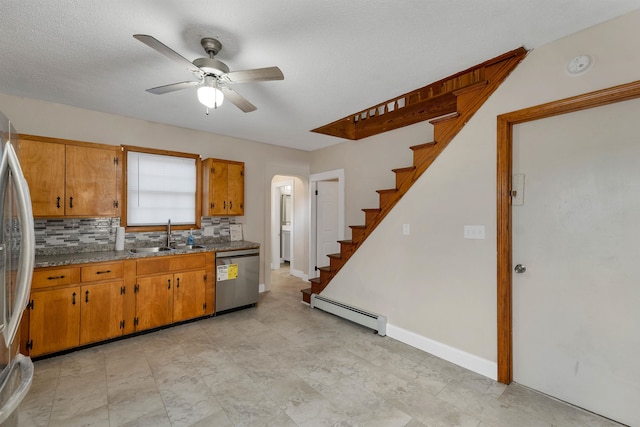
[122,145,202,232]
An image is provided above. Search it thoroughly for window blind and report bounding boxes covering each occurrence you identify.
[127,151,196,226]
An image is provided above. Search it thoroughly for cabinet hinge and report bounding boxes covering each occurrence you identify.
[114,157,119,165]
[134,317,139,327]
[203,302,207,310]
[134,284,139,293]
[120,286,126,295]
[113,200,119,208]
[119,320,125,329]
[315,190,318,196]
[240,170,244,176]
[27,300,34,310]
[314,266,318,271]
[26,340,33,351]
[203,274,207,282]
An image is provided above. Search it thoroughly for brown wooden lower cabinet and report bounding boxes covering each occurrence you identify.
[80,280,125,345]
[135,273,173,331]
[26,253,215,357]
[29,287,81,356]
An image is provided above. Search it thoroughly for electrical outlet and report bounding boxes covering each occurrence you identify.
[403,224,410,235]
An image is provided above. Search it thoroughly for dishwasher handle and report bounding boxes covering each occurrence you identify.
[216,249,260,259]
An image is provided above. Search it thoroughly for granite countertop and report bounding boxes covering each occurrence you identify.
[34,240,261,268]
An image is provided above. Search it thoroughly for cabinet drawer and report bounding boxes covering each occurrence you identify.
[137,253,207,276]
[81,262,124,283]
[32,267,81,290]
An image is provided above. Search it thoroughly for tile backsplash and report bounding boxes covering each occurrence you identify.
[35,217,236,255]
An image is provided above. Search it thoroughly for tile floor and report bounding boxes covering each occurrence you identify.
[17,265,623,427]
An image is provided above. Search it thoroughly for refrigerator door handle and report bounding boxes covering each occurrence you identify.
[0,354,34,425]
[0,142,35,347]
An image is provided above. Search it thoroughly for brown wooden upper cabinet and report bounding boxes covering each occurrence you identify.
[202,158,244,216]
[18,135,121,217]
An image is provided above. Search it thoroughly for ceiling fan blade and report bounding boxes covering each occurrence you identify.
[134,34,203,76]
[146,81,200,95]
[221,87,257,112]
[224,67,284,83]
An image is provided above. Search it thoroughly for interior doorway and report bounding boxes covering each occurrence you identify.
[309,169,345,279]
[497,81,640,426]
[271,177,295,271]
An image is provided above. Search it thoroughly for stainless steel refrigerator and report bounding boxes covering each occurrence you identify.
[0,112,36,426]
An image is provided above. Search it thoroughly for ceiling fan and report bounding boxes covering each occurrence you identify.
[134,34,284,113]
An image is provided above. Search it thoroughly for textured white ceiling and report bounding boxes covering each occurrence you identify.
[1,0,639,151]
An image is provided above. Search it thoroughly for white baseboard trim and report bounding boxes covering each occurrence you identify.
[290,268,308,281]
[259,283,266,293]
[387,323,497,381]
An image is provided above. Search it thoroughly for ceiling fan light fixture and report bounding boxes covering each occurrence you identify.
[197,77,224,108]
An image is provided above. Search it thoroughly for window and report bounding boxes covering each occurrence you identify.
[123,146,201,230]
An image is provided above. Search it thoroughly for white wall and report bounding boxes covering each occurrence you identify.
[311,9,640,375]
[0,93,310,290]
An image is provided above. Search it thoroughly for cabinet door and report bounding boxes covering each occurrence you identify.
[211,161,229,215]
[18,139,65,217]
[227,162,245,215]
[135,274,173,331]
[80,281,124,345]
[29,287,81,356]
[173,270,207,322]
[65,145,119,216]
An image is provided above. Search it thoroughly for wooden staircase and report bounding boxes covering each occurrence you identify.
[302,47,527,304]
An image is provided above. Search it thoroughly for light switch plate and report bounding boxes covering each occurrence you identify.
[403,224,410,235]
[464,225,485,239]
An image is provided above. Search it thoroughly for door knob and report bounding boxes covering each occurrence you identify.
[514,264,526,274]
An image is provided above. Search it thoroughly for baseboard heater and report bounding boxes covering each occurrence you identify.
[310,294,387,336]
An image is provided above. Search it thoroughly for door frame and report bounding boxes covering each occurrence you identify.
[271,178,295,270]
[496,79,640,384]
[309,169,345,279]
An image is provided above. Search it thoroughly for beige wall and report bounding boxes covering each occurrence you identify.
[0,94,311,290]
[312,9,640,373]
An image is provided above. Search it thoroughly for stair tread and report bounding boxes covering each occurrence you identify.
[349,225,366,229]
[318,266,331,272]
[338,240,355,245]
[376,188,398,194]
[410,141,437,151]
[327,253,342,259]
[392,166,416,173]
[362,208,380,213]
[301,288,311,294]
[430,112,460,125]
[310,277,322,284]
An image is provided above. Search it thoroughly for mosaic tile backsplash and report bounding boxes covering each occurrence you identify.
[35,217,236,255]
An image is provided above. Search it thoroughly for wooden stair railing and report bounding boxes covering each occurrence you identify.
[302,47,527,304]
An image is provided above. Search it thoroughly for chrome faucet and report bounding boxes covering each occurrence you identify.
[167,219,172,248]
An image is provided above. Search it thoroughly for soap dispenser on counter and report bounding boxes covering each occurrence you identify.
[187,229,194,246]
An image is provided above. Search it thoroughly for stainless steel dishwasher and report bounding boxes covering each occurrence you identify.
[215,248,260,313]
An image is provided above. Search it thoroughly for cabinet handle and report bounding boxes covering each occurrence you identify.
[69,197,74,208]
[56,196,61,209]
[176,277,180,288]
[72,292,76,305]
[167,279,171,289]
[95,270,112,275]
[210,202,214,209]
[230,201,232,209]
[47,275,65,280]
[224,201,226,209]
[85,290,89,303]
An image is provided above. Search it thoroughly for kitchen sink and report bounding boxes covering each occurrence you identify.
[128,246,173,254]
[175,245,206,250]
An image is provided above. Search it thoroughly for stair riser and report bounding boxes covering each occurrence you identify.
[395,171,413,188]
[378,192,397,207]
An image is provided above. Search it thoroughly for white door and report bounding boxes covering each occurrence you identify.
[512,98,640,426]
[316,181,340,271]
